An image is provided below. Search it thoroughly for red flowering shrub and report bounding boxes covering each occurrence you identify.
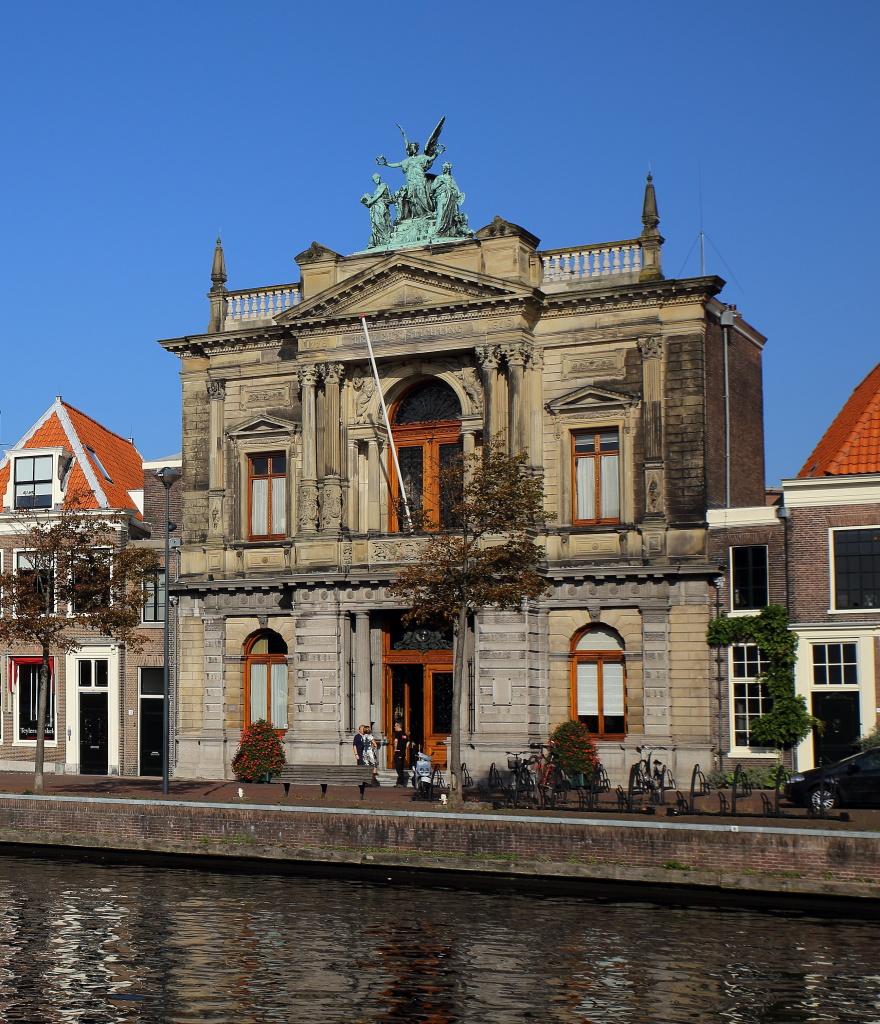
[550,719,599,778]
[232,719,285,781]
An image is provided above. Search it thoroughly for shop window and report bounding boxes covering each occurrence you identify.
[15,658,55,741]
[570,626,626,738]
[243,630,288,730]
[248,453,287,539]
[812,642,858,686]
[390,380,462,532]
[572,429,620,524]
[833,528,880,610]
[731,545,768,610]
[731,643,771,747]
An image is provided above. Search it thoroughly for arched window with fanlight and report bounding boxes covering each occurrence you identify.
[390,379,462,532]
[570,625,626,738]
[243,630,288,731]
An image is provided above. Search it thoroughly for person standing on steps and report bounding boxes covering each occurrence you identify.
[392,721,410,787]
[363,722,380,786]
[353,724,366,766]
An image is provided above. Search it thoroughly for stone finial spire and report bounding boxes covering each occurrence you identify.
[639,173,664,282]
[208,236,228,332]
[210,236,227,291]
[641,173,660,238]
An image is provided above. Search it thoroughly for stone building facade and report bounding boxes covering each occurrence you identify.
[160,176,768,782]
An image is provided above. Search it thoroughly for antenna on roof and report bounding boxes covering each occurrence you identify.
[698,163,706,276]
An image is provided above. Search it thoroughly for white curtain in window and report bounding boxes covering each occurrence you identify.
[250,663,268,723]
[271,477,286,535]
[271,663,288,729]
[603,662,625,716]
[576,661,598,716]
[251,479,268,535]
[576,457,595,520]
[600,454,619,519]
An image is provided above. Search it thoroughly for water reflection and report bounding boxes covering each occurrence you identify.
[0,857,874,1023]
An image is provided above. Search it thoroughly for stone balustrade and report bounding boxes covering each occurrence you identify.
[224,283,302,325]
[539,240,643,284]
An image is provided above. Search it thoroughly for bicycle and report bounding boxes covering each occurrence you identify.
[630,745,675,805]
[527,741,568,809]
[504,750,538,808]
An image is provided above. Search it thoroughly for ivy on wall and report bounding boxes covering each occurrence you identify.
[707,605,816,751]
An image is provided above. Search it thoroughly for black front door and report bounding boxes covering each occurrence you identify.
[812,692,861,766]
[79,693,108,775]
[139,698,164,777]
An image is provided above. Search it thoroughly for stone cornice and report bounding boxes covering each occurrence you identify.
[540,275,725,319]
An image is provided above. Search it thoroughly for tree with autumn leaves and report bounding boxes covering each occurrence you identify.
[0,498,159,793]
[390,440,549,806]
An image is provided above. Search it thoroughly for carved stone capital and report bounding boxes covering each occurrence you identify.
[297,365,320,389]
[206,379,226,400]
[475,344,501,371]
[321,362,346,386]
[504,342,532,368]
[637,336,663,360]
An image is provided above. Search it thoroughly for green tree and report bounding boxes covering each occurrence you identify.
[390,440,549,806]
[707,604,815,754]
[0,499,159,793]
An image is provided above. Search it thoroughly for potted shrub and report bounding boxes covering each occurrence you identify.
[550,719,599,786]
[232,719,286,782]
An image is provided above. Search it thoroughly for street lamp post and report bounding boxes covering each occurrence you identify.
[155,466,182,795]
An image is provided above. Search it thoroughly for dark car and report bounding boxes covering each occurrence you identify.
[786,748,880,811]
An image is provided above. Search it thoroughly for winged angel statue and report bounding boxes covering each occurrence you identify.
[362,117,472,250]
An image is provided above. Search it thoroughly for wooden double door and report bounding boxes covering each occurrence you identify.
[385,657,453,768]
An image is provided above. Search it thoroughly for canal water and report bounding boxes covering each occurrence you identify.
[0,855,876,1023]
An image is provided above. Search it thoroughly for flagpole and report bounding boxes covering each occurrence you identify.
[359,316,413,534]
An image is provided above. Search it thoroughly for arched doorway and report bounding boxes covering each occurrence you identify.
[570,625,627,739]
[389,379,462,532]
[383,618,454,768]
[243,630,289,731]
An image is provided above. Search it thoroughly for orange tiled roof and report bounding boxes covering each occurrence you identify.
[799,364,880,477]
[0,399,143,516]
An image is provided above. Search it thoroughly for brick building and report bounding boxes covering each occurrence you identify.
[710,364,880,770]
[784,364,880,767]
[158,160,769,783]
[0,397,180,776]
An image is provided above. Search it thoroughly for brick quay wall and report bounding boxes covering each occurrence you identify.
[0,794,877,904]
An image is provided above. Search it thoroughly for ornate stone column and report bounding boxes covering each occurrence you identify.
[528,348,544,473]
[354,611,371,730]
[638,336,666,558]
[476,345,502,441]
[206,379,225,540]
[320,363,345,532]
[504,344,529,457]
[297,366,319,533]
[366,437,381,533]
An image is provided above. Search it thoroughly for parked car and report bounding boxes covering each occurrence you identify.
[786,748,880,811]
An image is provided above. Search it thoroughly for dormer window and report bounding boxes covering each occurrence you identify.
[15,455,53,509]
[87,447,113,482]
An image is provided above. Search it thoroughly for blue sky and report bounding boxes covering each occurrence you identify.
[0,1,877,484]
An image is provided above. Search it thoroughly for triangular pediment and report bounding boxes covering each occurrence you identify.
[546,384,640,415]
[277,253,534,324]
[226,414,297,439]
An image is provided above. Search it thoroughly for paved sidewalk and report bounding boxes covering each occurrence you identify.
[0,770,877,831]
